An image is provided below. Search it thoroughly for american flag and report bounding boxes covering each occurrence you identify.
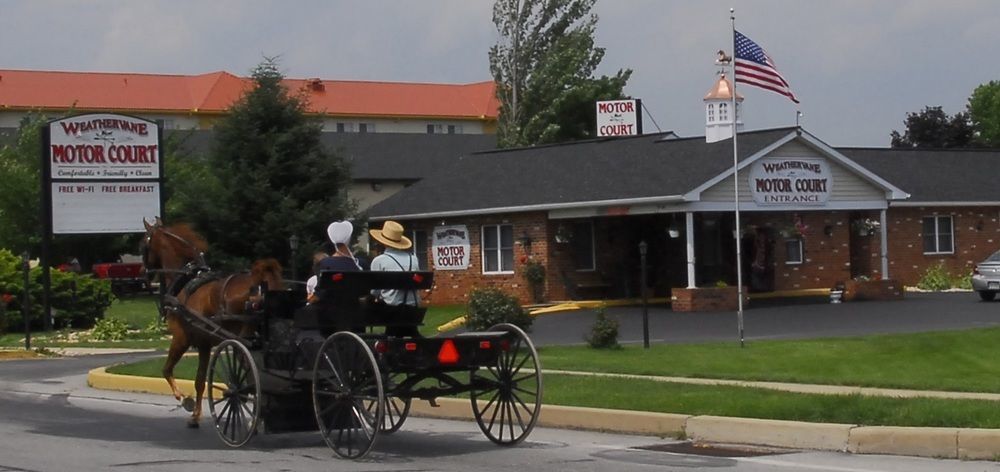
[734,30,799,104]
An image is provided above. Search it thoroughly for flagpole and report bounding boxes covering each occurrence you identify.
[730,7,745,348]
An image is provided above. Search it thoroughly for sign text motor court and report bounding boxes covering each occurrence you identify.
[51,117,158,164]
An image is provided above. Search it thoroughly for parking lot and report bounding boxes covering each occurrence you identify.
[527,292,1000,346]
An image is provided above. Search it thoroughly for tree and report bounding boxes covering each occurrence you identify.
[489,0,632,148]
[186,58,354,270]
[968,80,1000,147]
[890,106,974,148]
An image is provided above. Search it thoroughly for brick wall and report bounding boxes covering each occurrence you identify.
[883,206,1000,286]
[407,212,550,305]
[740,211,853,291]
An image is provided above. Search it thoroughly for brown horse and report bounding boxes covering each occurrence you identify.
[141,218,284,427]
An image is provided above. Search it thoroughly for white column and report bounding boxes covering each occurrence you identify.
[880,209,889,279]
[686,212,696,288]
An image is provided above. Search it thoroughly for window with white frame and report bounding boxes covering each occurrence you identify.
[707,104,715,123]
[572,221,595,271]
[447,124,462,134]
[359,123,374,133]
[482,224,514,273]
[427,124,443,134]
[719,102,729,122]
[922,215,954,254]
[785,238,803,265]
[336,122,354,133]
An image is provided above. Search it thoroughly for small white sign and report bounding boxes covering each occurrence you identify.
[596,99,642,137]
[749,157,832,206]
[51,182,160,234]
[432,225,471,270]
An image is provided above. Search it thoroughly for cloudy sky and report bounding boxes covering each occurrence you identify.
[3,1,997,147]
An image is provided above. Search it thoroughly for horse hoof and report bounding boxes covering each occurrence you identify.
[186,419,200,429]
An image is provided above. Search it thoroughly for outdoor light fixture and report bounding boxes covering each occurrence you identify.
[824,225,834,237]
[519,231,533,249]
[977,220,985,231]
[667,221,680,239]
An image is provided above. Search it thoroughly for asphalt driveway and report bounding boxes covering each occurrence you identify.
[527,292,1000,346]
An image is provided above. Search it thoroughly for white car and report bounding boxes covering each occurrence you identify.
[972,250,1000,301]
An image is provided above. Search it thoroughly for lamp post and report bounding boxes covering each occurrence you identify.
[289,235,300,281]
[639,240,650,349]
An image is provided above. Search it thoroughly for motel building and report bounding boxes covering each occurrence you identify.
[368,76,1000,310]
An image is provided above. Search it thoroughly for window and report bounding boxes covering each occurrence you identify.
[785,239,803,265]
[336,122,354,133]
[719,102,729,122]
[359,123,374,133]
[482,224,514,273]
[572,221,595,271]
[447,124,462,134]
[923,216,954,254]
[707,104,715,123]
[427,124,443,134]
[409,230,428,270]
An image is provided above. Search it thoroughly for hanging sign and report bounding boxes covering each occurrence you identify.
[596,99,642,137]
[432,225,471,270]
[43,113,163,234]
[749,157,832,206]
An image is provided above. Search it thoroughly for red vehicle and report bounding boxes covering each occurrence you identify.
[92,261,150,296]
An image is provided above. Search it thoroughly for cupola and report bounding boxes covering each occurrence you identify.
[704,74,744,143]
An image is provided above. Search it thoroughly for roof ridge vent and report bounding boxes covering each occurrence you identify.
[308,78,324,92]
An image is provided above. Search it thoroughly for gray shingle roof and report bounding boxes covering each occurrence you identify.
[841,147,1000,203]
[367,128,797,218]
[166,130,496,182]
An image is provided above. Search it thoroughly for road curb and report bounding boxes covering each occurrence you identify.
[85,367,1000,459]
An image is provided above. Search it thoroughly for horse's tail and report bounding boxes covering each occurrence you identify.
[251,258,285,290]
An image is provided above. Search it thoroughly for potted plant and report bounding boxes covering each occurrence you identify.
[522,260,546,303]
[852,218,880,236]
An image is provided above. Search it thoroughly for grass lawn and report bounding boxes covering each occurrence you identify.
[539,328,1000,393]
[109,356,1000,429]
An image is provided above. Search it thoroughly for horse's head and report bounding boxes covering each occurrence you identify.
[141,217,163,278]
[141,218,208,286]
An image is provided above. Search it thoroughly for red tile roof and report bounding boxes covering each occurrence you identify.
[0,69,499,120]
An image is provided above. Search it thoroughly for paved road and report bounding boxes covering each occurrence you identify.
[3,353,999,471]
[527,292,1000,346]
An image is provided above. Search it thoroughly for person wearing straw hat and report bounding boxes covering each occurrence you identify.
[369,220,419,307]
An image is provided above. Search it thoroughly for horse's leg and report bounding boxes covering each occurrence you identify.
[188,343,211,428]
[162,315,189,402]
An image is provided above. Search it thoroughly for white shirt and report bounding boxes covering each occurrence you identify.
[370,248,419,306]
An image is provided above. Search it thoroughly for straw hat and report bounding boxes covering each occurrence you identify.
[369,220,412,250]
[326,221,354,246]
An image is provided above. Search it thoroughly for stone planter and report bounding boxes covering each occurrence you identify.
[672,286,748,312]
[843,279,903,302]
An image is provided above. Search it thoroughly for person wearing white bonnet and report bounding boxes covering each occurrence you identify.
[317,220,361,274]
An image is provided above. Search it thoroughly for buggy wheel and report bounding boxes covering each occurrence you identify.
[207,339,261,448]
[470,323,543,445]
[365,373,411,433]
[312,332,384,459]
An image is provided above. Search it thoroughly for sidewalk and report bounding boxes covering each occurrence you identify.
[86,363,1000,461]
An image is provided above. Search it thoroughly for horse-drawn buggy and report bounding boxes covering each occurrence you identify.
[142,220,543,459]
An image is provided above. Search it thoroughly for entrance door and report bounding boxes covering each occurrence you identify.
[746,227,775,292]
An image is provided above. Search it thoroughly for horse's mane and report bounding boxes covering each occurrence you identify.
[164,223,208,253]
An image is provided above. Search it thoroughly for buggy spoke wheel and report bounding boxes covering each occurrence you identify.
[470,323,542,446]
[207,339,261,448]
[312,331,384,459]
[364,373,411,433]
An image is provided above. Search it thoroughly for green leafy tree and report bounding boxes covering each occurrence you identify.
[489,0,632,147]
[968,80,1000,147]
[187,58,354,270]
[890,106,974,148]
